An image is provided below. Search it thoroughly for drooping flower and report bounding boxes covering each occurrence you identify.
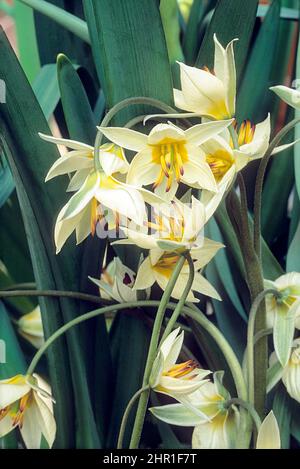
[149,328,211,400]
[265,273,300,367]
[256,411,281,449]
[0,374,56,449]
[17,306,44,349]
[89,256,144,303]
[114,173,229,253]
[53,170,147,254]
[150,372,240,449]
[270,84,300,110]
[174,34,237,120]
[99,120,233,199]
[39,133,129,191]
[201,115,296,186]
[133,240,222,302]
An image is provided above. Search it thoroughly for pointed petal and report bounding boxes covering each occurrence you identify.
[62,172,99,220]
[134,256,156,290]
[98,126,147,151]
[45,154,93,182]
[126,148,160,186]
[192,272,221,300]
[39,133,93,151]
[150,403,205,427]
[256,411,281,449]
[270,85,300,110]
[185,119,233,146]
[0,375,30,408]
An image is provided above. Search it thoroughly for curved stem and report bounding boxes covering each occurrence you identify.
[129,254,187,449]
[161,252,194,343]
[0,289,109,305]
[0,283,36,291]
[247,289,281,405]
[94,96,178,166]
[254,117,300,257]
[226,398,261,435]
[117,386,149,449]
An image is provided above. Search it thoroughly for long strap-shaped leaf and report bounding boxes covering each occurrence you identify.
[0,29,100,448]
[195,0,258,80]
[83,0,174,447]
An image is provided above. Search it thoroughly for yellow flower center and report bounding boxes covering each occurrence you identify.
[229,120,255,148]
[0,393,32,430]
[164,360,198,379]
[206,149,234,181]
[154,252,181,276]
[151,139,188,192]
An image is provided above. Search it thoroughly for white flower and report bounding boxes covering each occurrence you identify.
[0,374,56,449]
[174,34,237,119]
[270,85,300,110]
[281,338,300,404]
[133,240,222,302]
[17,306,44,349]
[99,120,233,199]
[89,257,143,303]
[150,328,211,399]
[256,411,281,449]
[150,373,239,449]
[265,272,300,367]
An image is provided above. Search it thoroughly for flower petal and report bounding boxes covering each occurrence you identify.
[134,256,156,290]
[270,85,300,110]
[0,375,30,408]
[185,119,233,146]
[126,148,160,186]
[98,126,147,151]
[39,132,93,151]
[256,411,281,449]
[45,153,93,182]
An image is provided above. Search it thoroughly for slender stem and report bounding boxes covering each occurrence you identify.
[247,289,281,405]
[0,283,36,291]
[226,398,262,435]
[0,289,109,305]
[161,252,194,343]
[94,96,178,164]
[254,117,300,257]
[117,386,149,449]
[129,254,187,449]
[226,188,267,418]
[228,123,239,149]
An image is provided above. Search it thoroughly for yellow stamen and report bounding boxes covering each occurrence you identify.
[90,197,99,236]
[206,149,234,181]
[164,360,198,379]
[151,139,188,191]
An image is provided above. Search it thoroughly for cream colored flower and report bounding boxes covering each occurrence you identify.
[270,85,300,110]
[150,373,239,449]
[0,374,56,448]
[201,115,296,186]
[53,170,147,253]
[17,306,44,349]
[280,338,300,404]
[265,273,300,367]
[133,240,222,302]
[39,133,129,191]
[99,120,233,199]
[174,34,237,119]
[89,257,140,303]
[256,411,281,449]
[149,328,211,400]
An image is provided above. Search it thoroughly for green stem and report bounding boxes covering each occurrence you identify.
[226,188,267,418]
[228,123,239,150]
[94,96,178,169]
[129,254,187,449]
[161,252,194,343]
[226,398,261,435]
[0,289,109,305]
[247,289,280,405]
[253,117,300,258]
[117,386,150,449]
[0,283,36,291]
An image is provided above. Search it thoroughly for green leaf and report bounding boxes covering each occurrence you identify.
[83,0,174,124]
[107,314,150,447]
[257,4,299,20]
[20,0,90,44]
[273,383,293,449]
[287,222,300,272]
[33,64,60,120]
[0,30,100,448]
[57,54,96,145]
[237,0,281,122]
[195,0,259,80]
[0,155,14,209]
[183,0,217,65]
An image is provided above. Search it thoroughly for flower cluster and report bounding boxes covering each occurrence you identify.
[6,33,300,450]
